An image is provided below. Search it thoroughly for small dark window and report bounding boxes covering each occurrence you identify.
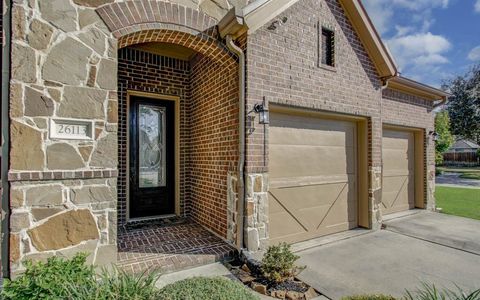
[321,28,335,67]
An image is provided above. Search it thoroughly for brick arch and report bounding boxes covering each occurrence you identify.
[96,1,235,64]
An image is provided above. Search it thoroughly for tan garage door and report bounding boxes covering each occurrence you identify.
[382,129,415,215]
[269,112,358,245]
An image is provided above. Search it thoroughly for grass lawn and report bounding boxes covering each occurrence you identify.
[437,166,480,173]
[436,186,480,220]
[459,173,480,180]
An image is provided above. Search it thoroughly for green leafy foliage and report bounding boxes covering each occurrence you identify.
[65,268,161,300]
[434,111,454,165]
[157,276,259,300]
[342,295,396,300]
[1,253,95,300]
[261,242,305,283]
[443,64,480,145]
[404,283,480,300]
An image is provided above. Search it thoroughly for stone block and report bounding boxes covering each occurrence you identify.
[47,143,85,170]
[78,27,107,55]
[9,83,23,118]
[94,244,117,269]
[70,186,114,205]
[57,240,98,264]
[107,100,118,123]
[11,212,31,233]
[12,5,26,40]
[43,37,92,85]
[12,43,36,83]
[79,145,93,162]
[24,87,55,117]
[97,59,117,90]
[10,189,24,208]
[39,0,77,32]
[11,124,44,170]
[23,251,55,263]
[26,185,63,207]
[246,228,260,251]
[73,0,114,7]
[79,8,100,28]
[31,208,63,221]
[28,209,99,251]
[10,234,21,263]
[58,86,106,119]
[90,133,118,168]
[28,19,54,50]
[253,175,262,193]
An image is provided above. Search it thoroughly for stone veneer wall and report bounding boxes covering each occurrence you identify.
[8,0,119,276]
[117,48,191,225]
[7,0,251,274]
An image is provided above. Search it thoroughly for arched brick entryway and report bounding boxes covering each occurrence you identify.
[96,2,240,267]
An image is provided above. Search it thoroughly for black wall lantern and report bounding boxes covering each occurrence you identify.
[254,97,269,124]
[428,130,438,141]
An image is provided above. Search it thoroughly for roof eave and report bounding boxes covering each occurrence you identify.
[388,76,451,101]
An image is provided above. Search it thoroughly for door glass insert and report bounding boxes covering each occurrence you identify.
[138,105,166,188]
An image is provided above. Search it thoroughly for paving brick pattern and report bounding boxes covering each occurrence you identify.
[117,219,237,274]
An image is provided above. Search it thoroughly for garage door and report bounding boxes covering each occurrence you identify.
[381,129,415,215]
[268,111,358,245]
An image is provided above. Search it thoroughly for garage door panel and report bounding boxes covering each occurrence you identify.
[382,129,415,215]
[269,145,356,179]
[269,111,358,245]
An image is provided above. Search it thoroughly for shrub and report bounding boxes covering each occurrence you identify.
[1,253,95,300]
[157,276,259,300]
[405,283,480,300]
[342,295,396,300]
[261,242,305,283]
[65,268,161,300]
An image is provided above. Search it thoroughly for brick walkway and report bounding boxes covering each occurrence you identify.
[117,218,237,274]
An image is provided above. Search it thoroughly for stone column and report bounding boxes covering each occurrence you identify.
[244,173,269,252]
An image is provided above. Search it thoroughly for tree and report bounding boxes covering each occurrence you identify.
[434,110,454,165]
[443,64,480,144]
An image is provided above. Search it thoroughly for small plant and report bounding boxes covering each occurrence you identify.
[404,283,480,300]
[157,276,259,300]
[261,242,305,283]
[1,253,95,300]
[65,268,161,300]
[342,295,396,300]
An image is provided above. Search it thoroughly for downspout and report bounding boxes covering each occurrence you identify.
[226,35,246,250]
[1,0,12,278]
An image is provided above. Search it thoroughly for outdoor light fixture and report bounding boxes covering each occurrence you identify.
[428,131,439,141]
[254,97,269,124]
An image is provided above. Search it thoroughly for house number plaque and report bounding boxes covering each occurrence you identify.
[49,118,94,140]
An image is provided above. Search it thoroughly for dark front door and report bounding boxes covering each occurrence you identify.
[129,96,175,219]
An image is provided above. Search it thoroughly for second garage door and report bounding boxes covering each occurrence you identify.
[269,111,358,245]
[381,129,415,215]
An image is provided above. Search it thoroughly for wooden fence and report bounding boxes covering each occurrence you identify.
[443,152,479,166]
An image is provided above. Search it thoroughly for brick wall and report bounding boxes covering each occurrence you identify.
[189,53,239,237]
[117,48,190,225]
[245,0,383,174]
[117,47,238,238]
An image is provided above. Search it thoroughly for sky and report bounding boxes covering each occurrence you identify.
[362,0,480,88]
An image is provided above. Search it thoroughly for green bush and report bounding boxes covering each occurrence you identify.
[342,295,396,300]
[65,268,161,300]
[405,283,480,300]
[1,253,94,300]
[261,242,305,283]
[157,276,259,300]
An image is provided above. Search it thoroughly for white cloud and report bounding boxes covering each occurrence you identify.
[391,0,449,10]
[362,0,394,35]
[386,32,451,70]
[468,46,480,61]
[475,0,480,13]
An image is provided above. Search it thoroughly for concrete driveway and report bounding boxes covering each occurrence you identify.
[296,212,480,299]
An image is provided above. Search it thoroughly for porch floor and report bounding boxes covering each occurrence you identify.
[117,218,237,274]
